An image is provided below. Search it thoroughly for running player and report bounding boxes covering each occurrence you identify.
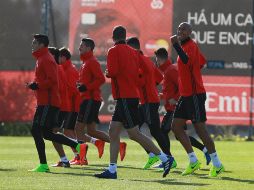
[170,22,224,177]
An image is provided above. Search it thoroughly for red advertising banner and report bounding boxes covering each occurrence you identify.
[0,71,253,126]
[69,0,173,57]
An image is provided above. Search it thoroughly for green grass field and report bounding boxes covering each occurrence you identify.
[0,137,253,190]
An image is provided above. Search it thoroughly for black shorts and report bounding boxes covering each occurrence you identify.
[77,99,101,124]
[32,105,59,130]
[173,93,207,124]
[161,111,187,132]
[112,98,140,129]
[139,103,160,127]
[56,111,78,130]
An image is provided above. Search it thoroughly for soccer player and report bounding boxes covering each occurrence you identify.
[170,22,225,177]
[94,26,173,179]
[154,48,211,168]
[27,34,87,172]
[126,37,176,170]
[74,38,108,165]
[48,47,72,167]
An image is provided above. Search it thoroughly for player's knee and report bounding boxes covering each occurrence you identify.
[87,126,96,136]
[31,127,39,137]
[42,129,53,140]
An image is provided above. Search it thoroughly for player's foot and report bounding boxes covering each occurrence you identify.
[78,144,88,166]
[80,158,88,166]
[119,142,127,161]
[28,164,49,172]
[69,156,80,165]
[51,161,70,168]
[182,160,201,176]
[95,140,105,158]
[205,152,211,165]
[143,156,159,169]
[209,164,225,177]
[94,170,117,179]
[154,159,177,170]
[162,156,174,178]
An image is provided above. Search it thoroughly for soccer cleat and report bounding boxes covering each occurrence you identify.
[209,164,225,177]
[80,158,88,166]
[94,170,117,179]
[143,156,159,169]
[79,144,88,166]
[181,160,201,176]
[162,156,174,178]
[95,140,105,158]
[119,142,127,161]
[28,164,50,172]
[154,159,178,170]
[204,152,211,165]
[51,161,70,168]
[69,156,80,165]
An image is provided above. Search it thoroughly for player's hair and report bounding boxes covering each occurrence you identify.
[48,47,60,64]
[154,48,168,60]
[112,25,126,41]
[33,34,49,47]
[59,47,71,60]
[126,37,140,50]
[81,38,95,51]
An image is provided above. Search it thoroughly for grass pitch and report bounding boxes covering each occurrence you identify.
[0,137,253,190]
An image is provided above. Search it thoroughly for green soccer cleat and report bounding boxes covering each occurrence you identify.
[209,164,225,177]
[171,159,177,169]
[181,160,201,176]
[143,156,159,169]
[28,164,50,172]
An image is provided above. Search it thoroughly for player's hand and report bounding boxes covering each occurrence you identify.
[170,35,179,44]
[76,83,87,92]
[169,98,178,105]
[27,82,39,90]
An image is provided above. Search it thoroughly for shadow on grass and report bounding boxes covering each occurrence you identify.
[49,171,94,177]
[199,176,254,184]
[89,164,144,171]
[126,178,210,186]
[0,168,17,172]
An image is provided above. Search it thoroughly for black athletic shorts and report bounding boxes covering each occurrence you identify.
[32,105,59,130]
[112,98,140,129]
[161,111,187,132]
[139,103,160,127]
[56,111,78,130]
[173,93,207,124]
[77,99,101,124]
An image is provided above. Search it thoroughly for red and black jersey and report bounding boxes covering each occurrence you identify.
[32,47,60,107]
[177,39,206,96]
[61,59,80,112]
[139,54,162,104]
[107,43,140,99]
[159,60,179,111]
[79,51,105,101]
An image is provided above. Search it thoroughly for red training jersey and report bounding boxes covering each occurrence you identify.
[62,59,81,112]
[107,43,141,99]
[139,54,162,104]
[159,60,179,111]
[79,51,105,101]
[177,39,206,96]
[32,47,60,107]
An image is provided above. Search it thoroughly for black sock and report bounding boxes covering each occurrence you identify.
[189,136,205,151]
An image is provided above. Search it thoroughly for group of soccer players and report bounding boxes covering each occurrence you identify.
[27,22,225,179]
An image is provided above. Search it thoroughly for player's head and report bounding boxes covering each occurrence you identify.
[79,38,95,55]
[112,25,126,42]
[154,48,168,66]
[59,47,71,64]
[48,47,60,64]
[32,34,49,53]
[126,37,140,50]
[177,22,192,41]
